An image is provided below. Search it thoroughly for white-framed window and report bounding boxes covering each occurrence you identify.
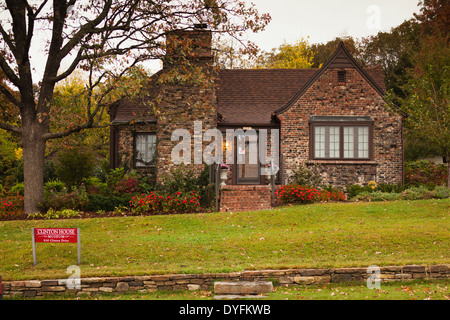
[343,126,369,159]
[310,116,372,160]
[314,126,340,158]
[135,133,156,167]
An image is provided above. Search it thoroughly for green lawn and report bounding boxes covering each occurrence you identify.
[0,199,449,281]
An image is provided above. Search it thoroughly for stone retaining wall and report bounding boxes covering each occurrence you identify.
[3,264,448,298]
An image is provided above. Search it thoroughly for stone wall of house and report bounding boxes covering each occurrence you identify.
[115,123,157,181]
[3,264,448,298]
[278,67,403,188]
[155,84,217,182]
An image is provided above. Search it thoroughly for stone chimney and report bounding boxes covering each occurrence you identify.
[156,25,217,181]
[163,25,213,69]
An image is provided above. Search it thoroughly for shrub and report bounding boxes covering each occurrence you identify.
[346,182,406,199]
[405,160,447,187]
[10,182,24,196]
[353,191,401,202]
[103,167,143,195]
[0,195,24,218]
[83,176,101,187]
[276,184,320,204]
[44,179,65,195]
[157,164,200,194]
[44,160,58,183]
[157,164,215,210]
[129,190,202,215]
[432,186,450,199]
[375,182,406,193]
[115,177,140,194]
[106,167,126,190]
[316,189,346,202]
[399,185,430,200]
[39,185,89,211]
[85,194,133,212]
[55,147,95,188]
[351,185,450,202]
[345,184,373,198]
[28,208,81,220]
[289,163,323,187]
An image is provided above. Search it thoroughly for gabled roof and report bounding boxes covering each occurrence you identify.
[110,42,387,126]
[216,68,317,125]
[273,42,387,116]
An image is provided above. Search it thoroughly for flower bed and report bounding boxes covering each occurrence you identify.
[129,191,202,215]
[0,195,24,219]
[275,184,346,204]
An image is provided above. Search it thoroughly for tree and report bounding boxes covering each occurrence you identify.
[0,0,270,213]
[310,36,362,68]
[254,38,314,69]
[386,0,450,187]
[359,19,420,100]
[213,38,259,69]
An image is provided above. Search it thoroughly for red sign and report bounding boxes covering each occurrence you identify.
[34,228,78,243]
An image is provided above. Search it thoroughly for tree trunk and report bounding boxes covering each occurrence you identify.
[447,159,450,188]
[22,123,46,214]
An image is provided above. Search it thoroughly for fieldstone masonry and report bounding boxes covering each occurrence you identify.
[3,264,448,298]
[279,67,403,188]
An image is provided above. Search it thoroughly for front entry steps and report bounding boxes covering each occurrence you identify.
[219,185,278,212]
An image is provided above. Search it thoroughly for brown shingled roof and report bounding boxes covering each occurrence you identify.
[365,65,386,92]
[110,71,162,124]
[111,95,157,123]
[216,69,318,125]
[216,65,386,125]
[110,64,386,125]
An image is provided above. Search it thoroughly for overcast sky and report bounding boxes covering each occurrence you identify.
[0,0,422,79]
[243,0,421,50]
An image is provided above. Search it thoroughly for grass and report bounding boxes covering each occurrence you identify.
[0,199,449,281]
[6,280,449,300]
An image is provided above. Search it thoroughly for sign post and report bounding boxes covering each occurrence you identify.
[32,228,81,266]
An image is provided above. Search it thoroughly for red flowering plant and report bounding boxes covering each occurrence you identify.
[115,177,140,194]
[0,195,24,219]
[275,184,346,204]
[315,189,346,202]
[275,184,320,204]
[129,190,202,215]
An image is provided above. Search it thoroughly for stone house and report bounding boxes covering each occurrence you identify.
[109,27,403,191]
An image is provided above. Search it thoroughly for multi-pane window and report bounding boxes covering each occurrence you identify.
[311,118,372,160]
[314,126,340,158]
[135,133,156,167]
[343,126,369,159]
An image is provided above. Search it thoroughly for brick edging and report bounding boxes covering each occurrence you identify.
[3,264,449,298]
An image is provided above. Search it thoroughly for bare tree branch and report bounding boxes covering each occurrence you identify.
[0,55,20,88]
[0,121,22,134]
[0,83,22,108]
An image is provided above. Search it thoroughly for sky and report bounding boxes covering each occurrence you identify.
[0,0,422,79]
[242,0,421,51]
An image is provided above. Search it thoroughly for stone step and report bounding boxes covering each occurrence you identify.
[214,281,273,295]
